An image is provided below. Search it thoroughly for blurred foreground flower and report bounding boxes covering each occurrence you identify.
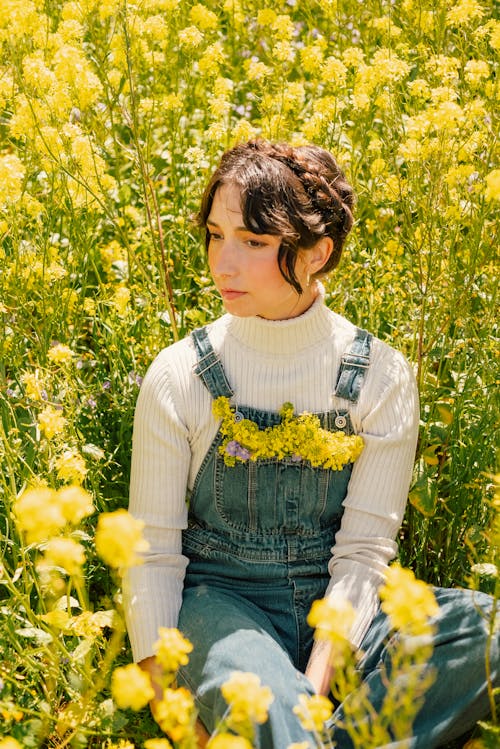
[379,564,439,633]
[154,686,196,742]
[14,485,93,543]
[95,509,149,570]
[111,663,155,711]
[221,671,274,726]
[154,627,193,672]
[207,736,253,748]
[293,693,333,732]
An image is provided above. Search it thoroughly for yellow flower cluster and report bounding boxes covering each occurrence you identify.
[212,397,364,470]
[111,663,155,711]
[14,484,94,543]
[154,686,195,742]
[94,509,149,571]
[293,693,333,732]
[379,564,439,633]
[154,627,193,672]
[221,671,274,726]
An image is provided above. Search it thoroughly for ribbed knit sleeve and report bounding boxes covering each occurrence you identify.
[123,345,192,663]
[325,344,419,647]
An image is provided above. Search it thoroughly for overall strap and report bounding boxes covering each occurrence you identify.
[191,327,234,399]
[334,327,372,404]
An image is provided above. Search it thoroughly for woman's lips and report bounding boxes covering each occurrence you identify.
[220,289,246,300]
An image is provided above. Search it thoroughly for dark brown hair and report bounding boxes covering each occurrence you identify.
[199,139,355,294]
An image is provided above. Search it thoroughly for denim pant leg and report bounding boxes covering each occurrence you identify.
[178,584,316,749]
[331,588,498,749]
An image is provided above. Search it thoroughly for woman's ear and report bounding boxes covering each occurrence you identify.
[307,237,334,275]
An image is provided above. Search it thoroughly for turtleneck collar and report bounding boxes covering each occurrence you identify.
[223,285,334,356]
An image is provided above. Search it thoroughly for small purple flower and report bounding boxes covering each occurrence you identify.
[128,371,143,387]
[226,440,240,457]
[226,441,251,461]
[102,380,111,391]
[86,396,97,409]
[6,388,15,397]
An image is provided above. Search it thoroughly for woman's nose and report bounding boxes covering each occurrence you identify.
[211,239,237,277]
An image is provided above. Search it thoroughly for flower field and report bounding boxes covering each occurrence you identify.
[0,0,498,746]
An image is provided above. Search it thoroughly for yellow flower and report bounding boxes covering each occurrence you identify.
[208,736,253,749]
[154,627,193,672]
[95,509,149,570]
[446,0,484,27]
[47,343,74,363]
[14,487,66,543]
[178,25,204,50]
[221,671,274,725]
[112,286,131,316]
[379,564,439,632]
[111,663,155,711]
[190,3,218,30]
[56,485,94,524]
[154,687,195,742]
[38,405,66,439]
[484,169,500,201]
[257,9,277,26]
[0,739,23,749]
[41,537,86,576]
[144,741,173,749]
[307,596,356,644]
[21,371,45,401]
[293,694,333,732]
[0,152,25,207]
[55,451,88,484]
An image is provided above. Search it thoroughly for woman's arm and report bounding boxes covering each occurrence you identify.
[122,348,192,663]
[305,344,419,690]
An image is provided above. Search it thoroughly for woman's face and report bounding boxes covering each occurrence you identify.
[207,183,319,320]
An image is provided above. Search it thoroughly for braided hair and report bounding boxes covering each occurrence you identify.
[199,139,355,294]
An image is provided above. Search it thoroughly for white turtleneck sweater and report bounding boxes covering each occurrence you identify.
[124,293,419,664]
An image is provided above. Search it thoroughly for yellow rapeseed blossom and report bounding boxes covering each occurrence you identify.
[446,0,484,26]
[21,371,45,401]
[464,59,490,86]
[484,169,500,201]
[178,25,204,50]
[47,343,74,363]
[37,404,67,439]
[112,286,131,316]
[293,694,333,732]
[55,450,88,484]
[221,671,274,725]
[154,687,195,742]
[213,397,364,469]
[154,627,193,672]
[111,663,155,711]
[95,509,149,570]
[0,739,23,749]
[14,487,66,543]
[190,3,218,30]
[245,59,272,81]
[0,152,25,207]
[56,485,94,524]
[144,741,173,749]
[257,9,277,26]
[379,564,439,633]
[42,537,86,576]
[307,596,356,643]
[207,736,253,749]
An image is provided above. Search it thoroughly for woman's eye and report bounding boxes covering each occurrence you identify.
[246,238,266,248]
[208,232,223,241]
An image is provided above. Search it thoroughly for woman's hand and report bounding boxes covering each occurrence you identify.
[139,656,210,746]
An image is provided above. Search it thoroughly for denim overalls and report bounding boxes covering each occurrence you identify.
[178,327,498,748]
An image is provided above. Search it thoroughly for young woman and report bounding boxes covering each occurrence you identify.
[124,140,497,747]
